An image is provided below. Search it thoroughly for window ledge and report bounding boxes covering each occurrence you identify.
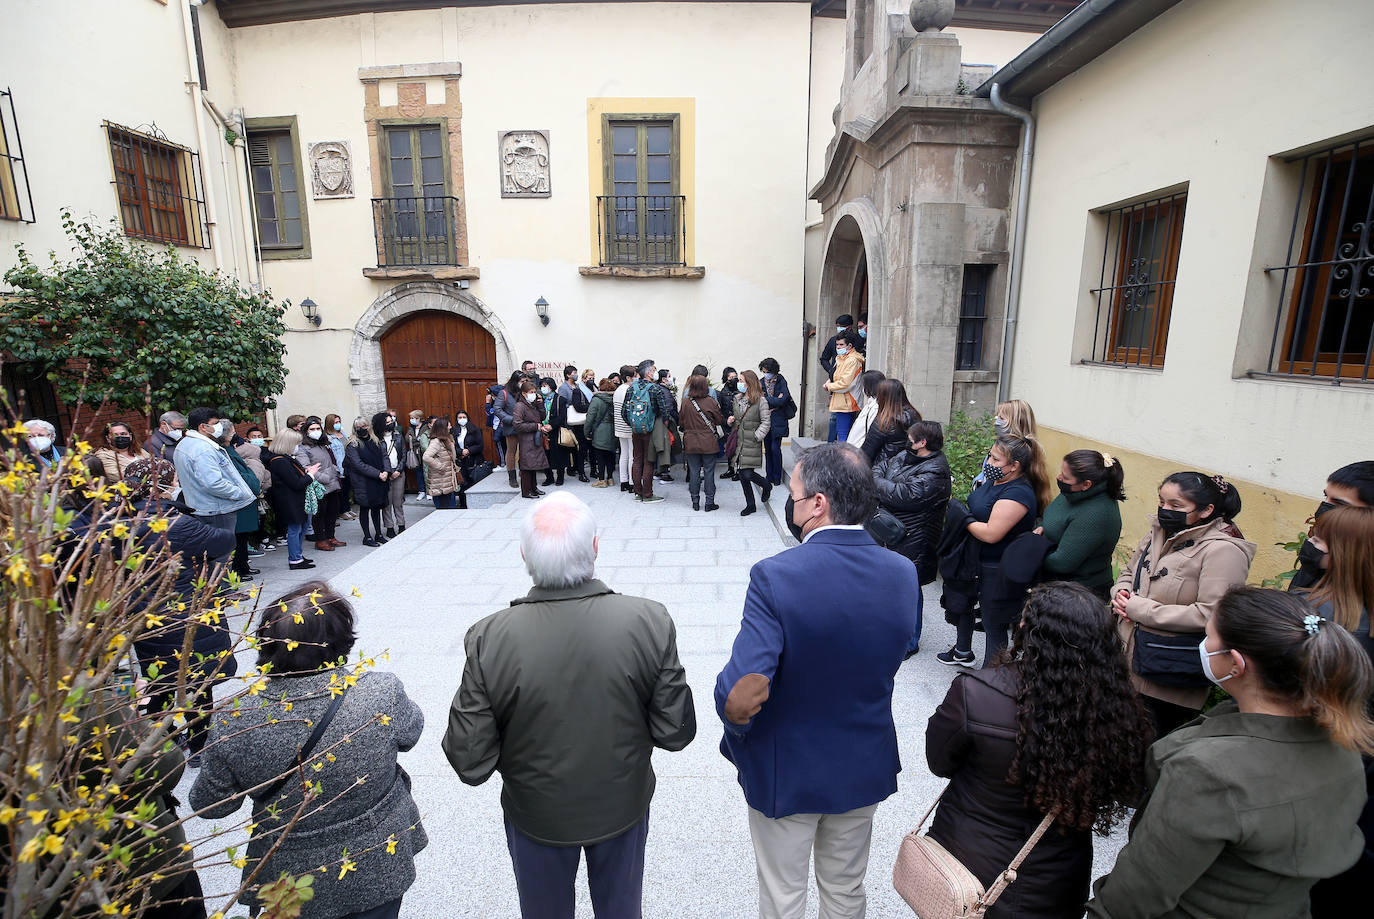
[952,370,998,383]
[1076,360,1164,374]
[578,265,705,279]
[363,265,480,281]
[1244,371,1374,390]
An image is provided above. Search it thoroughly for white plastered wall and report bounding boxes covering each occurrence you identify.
[1009,0,1374,497]
[230,2,815,423]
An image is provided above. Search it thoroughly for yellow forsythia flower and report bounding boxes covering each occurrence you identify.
[147,518,169,533]
[385,836,398,855]
[338,859,356,880]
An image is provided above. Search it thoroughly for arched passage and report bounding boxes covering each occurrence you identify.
[814,200,886,434]
[350,281,516,423]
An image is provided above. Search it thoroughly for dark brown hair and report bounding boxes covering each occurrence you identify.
[873,379,919,435]
[686,374,711,399]
[257,581,358,674]
[1064,449,1126,501]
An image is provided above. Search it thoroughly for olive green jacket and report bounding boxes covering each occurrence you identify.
[442,579,696,846]
[1088,702,1365,919]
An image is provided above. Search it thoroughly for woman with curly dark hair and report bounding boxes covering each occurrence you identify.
[925,582,1154,918]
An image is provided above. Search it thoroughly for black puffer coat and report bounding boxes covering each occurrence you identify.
[344,435,389,508]
[873,449,951,584]
[926,666,1091,919]
[861,408,920,465]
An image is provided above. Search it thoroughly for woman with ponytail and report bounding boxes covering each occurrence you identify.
[1037,450,1126,599]
[938,434,1050,668]
[1088,587,1373,919]
[1113,471,1256,736]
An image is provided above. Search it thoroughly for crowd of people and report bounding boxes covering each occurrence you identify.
[11,314,1374,919]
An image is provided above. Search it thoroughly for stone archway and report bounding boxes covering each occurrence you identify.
[814,199,887,434]
[349,281,515,416]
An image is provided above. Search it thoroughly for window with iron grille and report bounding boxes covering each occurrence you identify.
[0,88,34,223]
[597,114,684,266]
[957,264,992,371]
[1263,139,1374,382]
[103,122,209,248]
[246,118,310,258]
[1088,191,1188,368]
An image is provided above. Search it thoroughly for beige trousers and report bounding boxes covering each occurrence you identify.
[747,803,879,919]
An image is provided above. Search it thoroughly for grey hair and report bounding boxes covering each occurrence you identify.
[797,442,875,525]
[23,418,56,437]
[520,491,597,589]
[159,410,186,426]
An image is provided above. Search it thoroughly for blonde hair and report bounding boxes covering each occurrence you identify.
[270,427,303,456]
[996,399,1038,439]
[1309,506,1374,636]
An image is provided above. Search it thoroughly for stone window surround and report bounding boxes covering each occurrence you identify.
[359,62,476,281]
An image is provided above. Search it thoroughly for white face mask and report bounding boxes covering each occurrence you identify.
[308,428,322,438]
[525,393,537,403]
[167,428,183,441]
[1198,639,1236,684]
[456,417,468,426]
[28,436,53,454]
[206,422,225,439]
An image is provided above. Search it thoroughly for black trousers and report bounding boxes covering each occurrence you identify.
[955,561,1027,665]
[568,425,589,473]
[313,490,339,541]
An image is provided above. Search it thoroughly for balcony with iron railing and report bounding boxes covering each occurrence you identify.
[580,194,704,278]
[364,195,478,281]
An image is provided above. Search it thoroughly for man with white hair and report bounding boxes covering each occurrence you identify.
[145,410,187,462]
[22,418,64,469]
[443,491,695,918]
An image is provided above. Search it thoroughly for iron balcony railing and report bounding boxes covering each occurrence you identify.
[595,194,686,267]
[372,195,461,267]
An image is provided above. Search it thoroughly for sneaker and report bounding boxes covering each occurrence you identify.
[416,492,428,503]
[376,534,389,545]
[246,546,265,558]
[288,559,316,571]
[641,495,665,503]
[187,754,203,769]
[936,647,976,667]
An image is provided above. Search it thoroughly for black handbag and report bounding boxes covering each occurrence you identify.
[1127,551,1210,688]
[463,462,494,487]
[866,508,906,549]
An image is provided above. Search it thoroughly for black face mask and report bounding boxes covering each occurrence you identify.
[357,429,371,440]
[111,435,133,449]
[1297,539,1327,570]
[1157,507,1192,537]
[386,421,397,432]
[1057,479,1075,496]
[1314,500,1337,521]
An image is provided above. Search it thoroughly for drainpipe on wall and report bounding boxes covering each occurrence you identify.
[179,0,224,270]
[990,82,1034,404]
[202,96,261,290]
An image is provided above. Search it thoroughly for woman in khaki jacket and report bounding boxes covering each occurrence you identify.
[422,417,460,509]
[1113,472,1255,735]
[729,370,772,517]
[88,421,152,486]
[821,329,864,442]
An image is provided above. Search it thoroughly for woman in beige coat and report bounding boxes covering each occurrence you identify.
[422,417,460,509]
[88,421,152,486]
[821,329,864,442]
[729,370,772,517]
[1113,471,1255,736]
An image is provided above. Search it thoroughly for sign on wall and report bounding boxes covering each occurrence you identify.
[309,140,354,199]
[499,130,551,198]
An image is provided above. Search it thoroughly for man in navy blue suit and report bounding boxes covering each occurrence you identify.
[716,443,922,919]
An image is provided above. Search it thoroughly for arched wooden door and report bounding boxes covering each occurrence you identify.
[380,310,498,463]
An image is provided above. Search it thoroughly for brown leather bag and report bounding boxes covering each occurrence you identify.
[893,786,1057,918]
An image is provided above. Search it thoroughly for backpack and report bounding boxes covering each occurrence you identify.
[627,380,657,434]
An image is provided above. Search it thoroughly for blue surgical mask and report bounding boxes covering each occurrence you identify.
[836,326,845,335]
[858,328,867,339]
[737,381,747,393]
[333,422,343,432]
[836,346,849,356]
[250,437,266,447]
[540,386,551,397]
[1198,639,1236,684]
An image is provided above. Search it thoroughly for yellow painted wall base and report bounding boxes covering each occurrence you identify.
[1037,427,1317,584]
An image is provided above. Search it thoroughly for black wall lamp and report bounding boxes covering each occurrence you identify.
[535,296,550,327]
[300,297,321,327]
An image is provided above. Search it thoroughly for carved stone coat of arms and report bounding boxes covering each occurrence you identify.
[499,131,551,198]
[309,141,354,199]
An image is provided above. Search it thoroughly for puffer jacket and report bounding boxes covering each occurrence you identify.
[873,449,952,584]
[344,437,389,508]
[584,391,619,452]
[235,441,270,491]
[294,438,341,493]
[1114,517,1257,710]
[730,394,771,470]
[927,666,1095,919]
[862,408,920,465]
[422,438,459,496]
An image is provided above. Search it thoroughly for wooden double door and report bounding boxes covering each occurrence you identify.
[380,310,498,464]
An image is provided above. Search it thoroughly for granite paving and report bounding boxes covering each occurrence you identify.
[180,456,1127,918]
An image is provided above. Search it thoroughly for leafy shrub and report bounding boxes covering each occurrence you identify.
[943,410,994,503]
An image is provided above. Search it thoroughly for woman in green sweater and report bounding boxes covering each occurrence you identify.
[1037,450,1125,599]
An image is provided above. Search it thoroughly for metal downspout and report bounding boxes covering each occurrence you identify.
[179,0,223,269]
[990,83,1034,404]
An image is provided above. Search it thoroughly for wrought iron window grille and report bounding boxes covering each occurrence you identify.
[102,120,210,248]
[1087,191,1188,369]
[595,195,687,267]
[371,195,462,267]
[0,88,35,223]
[957,264,992,371]
[1262,138,1374,383]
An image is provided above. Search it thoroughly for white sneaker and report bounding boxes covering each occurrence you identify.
[416,492,427,502]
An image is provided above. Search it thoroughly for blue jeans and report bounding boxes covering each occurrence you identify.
[285,522,304,562]
[685,452,718,502]
[764,432,784,485]
[827,413,838,442]
[504,810,650,919]
[415,461,426,493]
[432,493,456,509]
[834,411,857,443]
